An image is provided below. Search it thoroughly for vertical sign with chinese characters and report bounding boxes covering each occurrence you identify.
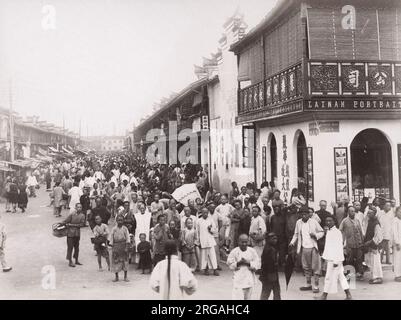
[262,146,266,183]
[334,147,349,202]
[281,135,290,204]
[307,147,314,202]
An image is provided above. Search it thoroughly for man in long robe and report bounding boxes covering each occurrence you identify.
[150,240,197,300]
[363,207,384,284]
[196,207,219,276]
[249,205,266,258]
[134,202,153,263]
[320,216,352,300]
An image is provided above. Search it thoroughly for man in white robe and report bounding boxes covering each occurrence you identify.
[197,207,219,276]
[249,206,267,258]
[227,234,260,300]
[320,215,352,300]
[134,202,152,263]
[215,195,235,246]
[392,207,401,282]
[150,240,197,300]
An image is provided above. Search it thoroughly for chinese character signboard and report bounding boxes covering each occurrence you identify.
[309,121,340,136]
[334,147,349,202]
[308,61,401,97]
[281,135,290,204]
[342,64,366,94]
[262,146,266,183]
[306,147,314,202]
[368,64,392,95]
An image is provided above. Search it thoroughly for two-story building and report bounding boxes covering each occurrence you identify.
[101,136,126,152]
[231,0,401,205]
[204,13,255,193]
[133,78,210,167]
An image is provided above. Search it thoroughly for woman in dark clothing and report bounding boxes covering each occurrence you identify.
[8,177,19,213]
[17,178,28,213]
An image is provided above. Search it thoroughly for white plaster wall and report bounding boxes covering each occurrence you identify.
[208,36,254,194]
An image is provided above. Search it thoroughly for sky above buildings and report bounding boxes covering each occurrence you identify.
[0,0,277,136]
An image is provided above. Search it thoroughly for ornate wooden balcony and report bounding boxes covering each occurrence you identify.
[237,60,401,124]
[237,62,303,123]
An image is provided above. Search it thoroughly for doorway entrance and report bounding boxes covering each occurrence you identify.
[296,131,307,198]
[350,128,393,201]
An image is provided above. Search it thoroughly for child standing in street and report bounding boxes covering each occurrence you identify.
[137,233,152,274]
[180,217,198,272]
[93,215,110,271]
[0,215,12,272]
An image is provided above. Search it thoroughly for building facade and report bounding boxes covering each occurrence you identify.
[101,136,125,152]
[205,13,255,194]
[231,0,401,206]
[133,78,210,167]
[0,108,79,161]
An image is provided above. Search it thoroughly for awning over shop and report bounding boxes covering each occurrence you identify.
[48,146,59,153]
[38,148,48,156]
[0,161,15,173]
[62,146,73,155]
[74,148,88,155]
[35,154,53,163]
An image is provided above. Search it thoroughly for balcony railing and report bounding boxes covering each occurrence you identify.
[238,62,303,116]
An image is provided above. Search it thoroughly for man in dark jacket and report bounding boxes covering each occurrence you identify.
[260,232,281,300]
[269,204,287,268]
[63,203,85,267]
[90,198,111,229]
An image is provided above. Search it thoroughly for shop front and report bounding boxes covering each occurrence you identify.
[257,116,401,208]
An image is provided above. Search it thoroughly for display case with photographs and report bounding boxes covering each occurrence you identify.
[334,147,349,202]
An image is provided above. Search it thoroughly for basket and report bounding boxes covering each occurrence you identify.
[52,223,67,238]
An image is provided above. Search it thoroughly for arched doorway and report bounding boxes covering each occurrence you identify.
[351,129,393,201]
[296,131,307,197]
[269,134,277,186]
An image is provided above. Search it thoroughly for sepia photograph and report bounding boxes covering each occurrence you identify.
[0,0,401,307]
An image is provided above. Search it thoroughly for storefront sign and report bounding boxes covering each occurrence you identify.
[334,147,349,202]
[237,100,303,123]
[309,121,339,136]
[305,99,401,111]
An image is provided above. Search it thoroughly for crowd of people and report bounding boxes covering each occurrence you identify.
[1,151,401,300]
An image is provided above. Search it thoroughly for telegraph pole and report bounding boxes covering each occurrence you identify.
[9,78,14,162]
